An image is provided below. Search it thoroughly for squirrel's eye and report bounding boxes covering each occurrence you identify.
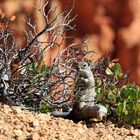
[83,64,87,67]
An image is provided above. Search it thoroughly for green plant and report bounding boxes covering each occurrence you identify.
[27,62,51,77]
[116,84,140,125]
[96,62,123,107]
[40,102,54,113]
[105,63,123,79]
[96,61,140,126]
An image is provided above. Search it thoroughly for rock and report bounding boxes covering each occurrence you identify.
[31,119,39,127]
[30,132,40,140]
[13,129,23,137]
[15,136,25,140]
[129,127,140,136]
[77,127,85,134]
[12,106,22,114]
[0,103,138,140]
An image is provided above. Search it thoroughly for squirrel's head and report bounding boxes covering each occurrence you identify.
[76,61,91,72]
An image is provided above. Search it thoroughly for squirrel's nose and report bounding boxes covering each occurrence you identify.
[76,66,80,71]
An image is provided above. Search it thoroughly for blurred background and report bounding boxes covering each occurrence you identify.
[0,0,140,85]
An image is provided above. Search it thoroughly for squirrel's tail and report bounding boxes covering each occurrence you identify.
[51,111,70,118]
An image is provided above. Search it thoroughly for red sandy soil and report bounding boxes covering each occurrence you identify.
[0,104,139,140]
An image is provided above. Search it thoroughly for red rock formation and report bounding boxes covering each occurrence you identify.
[0,0,140,85]
[59,0,140,85]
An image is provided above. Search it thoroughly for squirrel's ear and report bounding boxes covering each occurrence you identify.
[87,62,90,66]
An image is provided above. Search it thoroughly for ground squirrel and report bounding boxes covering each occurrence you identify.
[51,61,107,121]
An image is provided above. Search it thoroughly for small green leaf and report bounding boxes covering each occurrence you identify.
[40,103,53,113]
[108,92,116,100]
[114,63,123,77]
[40,63,46,73]
[96,87,102,94]
[116,102,124,117]
[105,68,113,75]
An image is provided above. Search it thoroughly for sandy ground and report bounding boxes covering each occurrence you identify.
[0,104,139,140]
